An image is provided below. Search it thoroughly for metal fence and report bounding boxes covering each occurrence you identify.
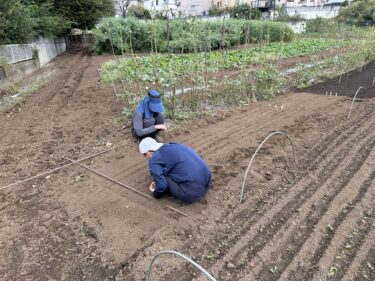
[0,44,34,64]
[0,37,66,66]
[66,34,95,48]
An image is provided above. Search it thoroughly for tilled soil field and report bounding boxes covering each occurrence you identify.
[0,51,374,281]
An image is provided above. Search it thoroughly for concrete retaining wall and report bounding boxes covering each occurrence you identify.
[0,36,66,87]
[0,59,40,86]
[33,37,66,66]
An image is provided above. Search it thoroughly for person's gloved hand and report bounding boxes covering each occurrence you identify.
[155,124,167,130]
[149,181,156,192]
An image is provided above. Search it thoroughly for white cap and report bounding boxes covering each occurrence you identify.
[139,137,163,154]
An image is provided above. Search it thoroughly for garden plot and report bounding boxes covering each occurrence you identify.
[0,49,374,281]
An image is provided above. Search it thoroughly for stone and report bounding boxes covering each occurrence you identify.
[227,262,235,269]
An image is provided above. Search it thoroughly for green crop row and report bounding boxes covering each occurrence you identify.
[100,38,351,85]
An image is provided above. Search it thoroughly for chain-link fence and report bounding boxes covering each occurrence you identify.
[0,44,34,64]
[0,37,66,66]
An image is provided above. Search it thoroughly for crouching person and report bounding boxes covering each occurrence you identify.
[132,89,166,141]
[139,137,211,203]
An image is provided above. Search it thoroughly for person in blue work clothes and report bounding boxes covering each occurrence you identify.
[132,89,167,141]
[139,137,211,203]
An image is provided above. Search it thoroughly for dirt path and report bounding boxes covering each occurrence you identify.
[0,52,374,281]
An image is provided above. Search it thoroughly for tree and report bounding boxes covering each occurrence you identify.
[21,0,70,37]
[339,0,375,26]
[54,0,114,30]
[0,0,36,44]
[0,0,114,44]
[116,0,144,18]
[229,4,261,20]
[128,5,152,19]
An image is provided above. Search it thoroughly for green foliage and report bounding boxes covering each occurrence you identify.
[93,17,151,54]
[339,0,375,26]
[100,38,348,84]
[304,19,375,38]
[294,39,375,89]
[24,1,70,37]
[32,48,39,59]
[93,18,294,54]
[5,83,20,95]
[208,7,226,16]
[249,63,286,100]
[0,56,12,74]
[0,0,36,44]
[101,28,375,121]
[55,0,114,30]
[306,17,330,33]
[229,4,261,20]
[128,5,151,19]
[0,0,113,44]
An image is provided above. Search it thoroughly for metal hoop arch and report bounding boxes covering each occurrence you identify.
[146,250,216,281]
[347,86,366,119]
[239,131,296,204]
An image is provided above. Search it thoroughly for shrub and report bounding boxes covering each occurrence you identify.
[339,0,375,26]
[229,4,261,20]
[128,6,151,19]
[208,7,225,16]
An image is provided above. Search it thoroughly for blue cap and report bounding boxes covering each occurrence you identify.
[148,89,163,113]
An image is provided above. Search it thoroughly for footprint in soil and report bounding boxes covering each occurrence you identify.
[52,127,64,139]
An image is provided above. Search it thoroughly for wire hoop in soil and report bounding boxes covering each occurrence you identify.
[239,131,296,204]
[347,86,366,119]
[146,250,216,281]
[372,75,375,87]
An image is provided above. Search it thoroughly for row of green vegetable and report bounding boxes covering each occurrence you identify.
[100,38,351,85]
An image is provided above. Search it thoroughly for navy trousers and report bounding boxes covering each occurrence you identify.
[165,177,209,203]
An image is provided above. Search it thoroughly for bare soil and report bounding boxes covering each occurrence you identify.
[302,61,375,99]
[0,51,374,281]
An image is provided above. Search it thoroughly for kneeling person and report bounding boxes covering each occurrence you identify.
[139,137,211,203]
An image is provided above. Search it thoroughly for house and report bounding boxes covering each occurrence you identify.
[178,0,212,16]
[143,0,179,15]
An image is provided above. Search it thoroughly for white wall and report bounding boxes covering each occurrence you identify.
[178,0,212,16]
[286,20,307,33]
[285,5,339,19]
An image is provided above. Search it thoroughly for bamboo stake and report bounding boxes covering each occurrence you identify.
[0,147,116,191]
[66,158,188,217]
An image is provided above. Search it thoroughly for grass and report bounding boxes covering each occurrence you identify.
[0,71,55,112]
